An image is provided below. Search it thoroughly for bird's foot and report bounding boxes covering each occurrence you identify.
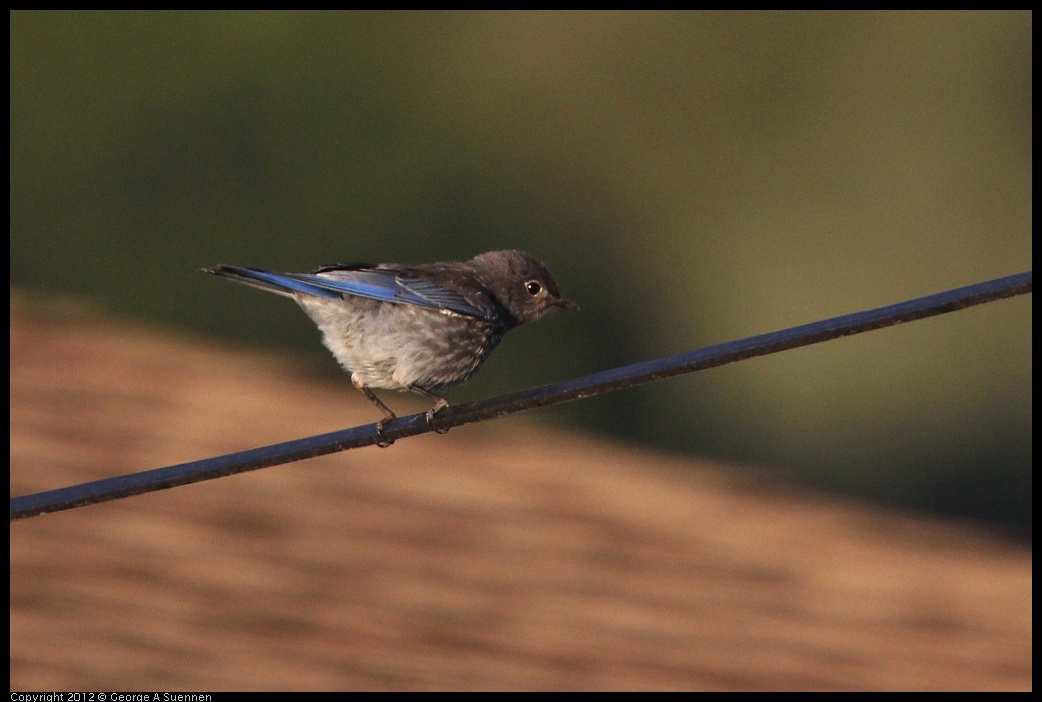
[375,417,395,448]
[426,400,451,435]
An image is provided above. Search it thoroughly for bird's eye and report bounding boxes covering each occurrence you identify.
[525,280,543,296]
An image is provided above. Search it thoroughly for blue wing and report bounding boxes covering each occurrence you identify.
[203,265,491,320]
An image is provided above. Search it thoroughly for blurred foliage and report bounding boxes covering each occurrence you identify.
[11,11,1031,536]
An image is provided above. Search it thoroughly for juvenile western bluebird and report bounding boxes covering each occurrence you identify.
[203,250,578,441]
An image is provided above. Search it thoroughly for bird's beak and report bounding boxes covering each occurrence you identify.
[555,297,580,312]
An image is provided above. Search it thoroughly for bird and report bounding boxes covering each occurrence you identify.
[203,250,578,443]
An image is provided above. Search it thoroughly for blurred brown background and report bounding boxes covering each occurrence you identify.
[10,11,1032,690]
[9,294,1030,691]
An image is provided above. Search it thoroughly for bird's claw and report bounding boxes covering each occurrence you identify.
[426,405,450,435]
[375,418,395,447]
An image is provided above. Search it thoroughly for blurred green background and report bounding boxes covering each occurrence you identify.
[11,11,1031,536]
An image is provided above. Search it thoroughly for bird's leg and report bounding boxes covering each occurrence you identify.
[352,376,397,447]
[409,384,451,434]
